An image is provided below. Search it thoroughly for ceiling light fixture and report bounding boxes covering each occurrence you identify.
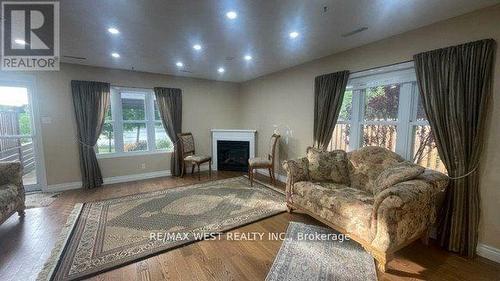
[193,44,202,51]
[244,55,252,61]
[176,62,184,67]
[218,67,225,73]
[226,11,237,19]
[111,52,120,58]
[289,31,299,39]
[14,39,26,45]
[108,27,119,34]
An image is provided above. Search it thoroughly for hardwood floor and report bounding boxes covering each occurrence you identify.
[1,171,499,281]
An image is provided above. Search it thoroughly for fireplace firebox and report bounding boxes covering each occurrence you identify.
[217,140,250,171]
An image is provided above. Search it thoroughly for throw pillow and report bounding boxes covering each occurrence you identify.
[282,158,310,182]
[306,147,350,184]
[373,161,425,195]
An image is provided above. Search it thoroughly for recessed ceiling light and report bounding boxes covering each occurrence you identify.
[226,11,237,19]
[193,44,202,51]
[14,39,26,45]
[176,62,183,67]
[108,27,119,34]
[111,52,120,58]
[244,55,252,61]
[289,31,299,39]
[218,67,225,73]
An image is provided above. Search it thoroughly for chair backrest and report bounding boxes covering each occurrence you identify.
[268,134,281,166]
[177,132,196,157]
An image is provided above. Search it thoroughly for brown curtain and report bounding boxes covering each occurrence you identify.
[71,80,110,189]
[414,39,496,257]
[313,70,350,149]
[154,87,182,176]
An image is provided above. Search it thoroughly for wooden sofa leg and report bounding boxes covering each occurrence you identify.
[286,203,293,213]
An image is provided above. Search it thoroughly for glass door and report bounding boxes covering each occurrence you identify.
[0,83,41,191]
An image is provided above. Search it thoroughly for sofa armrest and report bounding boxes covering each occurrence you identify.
[372,169,449,223]
[415,169,449,192]
[370,179,443,252]
[0,161,23,187]
[282,157,309,203]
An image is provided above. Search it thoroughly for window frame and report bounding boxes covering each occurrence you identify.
[96,87,172,158]
[332,62,434,164]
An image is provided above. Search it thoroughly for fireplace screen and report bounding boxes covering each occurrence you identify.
[217,140,250,171]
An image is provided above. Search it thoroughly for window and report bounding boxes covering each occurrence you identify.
[329,62,447,173]
[96,87,173,156]
[97,102,114,154]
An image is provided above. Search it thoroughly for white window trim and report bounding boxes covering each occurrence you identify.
[96,86,173,158]
[337,62,432,163]
[96,149,170,159]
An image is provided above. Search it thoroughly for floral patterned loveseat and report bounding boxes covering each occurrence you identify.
[0,161,25,225]
[283,146,449,272]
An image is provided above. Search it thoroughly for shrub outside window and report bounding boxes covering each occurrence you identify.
[328,62,447,174]
[96,87,173,156]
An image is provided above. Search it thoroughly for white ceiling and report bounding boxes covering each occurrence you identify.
[61,0,499,82]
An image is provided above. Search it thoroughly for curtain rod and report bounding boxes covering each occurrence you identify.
[349,59,414,75]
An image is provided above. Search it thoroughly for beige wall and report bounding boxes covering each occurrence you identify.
[239,6,500,249]
[0,5,498,251]
[1,63,241,186]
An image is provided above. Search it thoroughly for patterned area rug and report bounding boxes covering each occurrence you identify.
[25,192,60,209]
[266,222,377,281]
[38,176,285,281]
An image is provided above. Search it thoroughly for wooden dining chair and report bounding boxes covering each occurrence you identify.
[248,134,280,186]
[177,132,212,180]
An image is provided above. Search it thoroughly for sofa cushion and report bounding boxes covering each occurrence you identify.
[292,181,374,239]
[293,181,374,205]
[347,146,405,193]
[306,147,350,184]
[373,162,425,195]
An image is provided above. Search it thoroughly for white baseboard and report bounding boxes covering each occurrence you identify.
[45,181,83,192]
[477,243,500,264]
[103,170,171,185]
[255,169,286,183]
[46,170,172,192]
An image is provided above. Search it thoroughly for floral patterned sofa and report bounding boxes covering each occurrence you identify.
[283,146,449,272]
[0,161,25,225]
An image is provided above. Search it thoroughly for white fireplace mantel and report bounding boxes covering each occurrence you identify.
[211,129,256,170]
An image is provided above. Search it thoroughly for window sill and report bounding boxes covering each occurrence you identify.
[96,150,172,159]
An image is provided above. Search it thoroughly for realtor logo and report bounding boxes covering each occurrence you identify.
[1,1,60,70]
